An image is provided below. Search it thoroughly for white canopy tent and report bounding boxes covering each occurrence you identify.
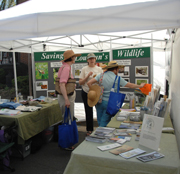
[0,0,180,151]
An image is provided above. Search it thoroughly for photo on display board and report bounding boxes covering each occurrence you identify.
[36,81,48,91]
[47,90,57,98]
[135,79,149,85]
[35,62,49,80]
[53,68,59,84]
[135,66,148,77]
[118,66,130,77]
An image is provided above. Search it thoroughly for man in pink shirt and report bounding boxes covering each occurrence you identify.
[57,50,81,150]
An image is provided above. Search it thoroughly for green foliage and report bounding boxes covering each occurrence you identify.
[0,0,16,11]
[4,86,9,90]
[12,76,29,95]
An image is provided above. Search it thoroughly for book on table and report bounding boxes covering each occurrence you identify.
[85,135,107,143]
[109,145,134,155]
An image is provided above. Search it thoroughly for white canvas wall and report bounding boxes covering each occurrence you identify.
[170,28,180,155]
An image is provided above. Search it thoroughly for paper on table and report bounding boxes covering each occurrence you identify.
[97,143,121,151]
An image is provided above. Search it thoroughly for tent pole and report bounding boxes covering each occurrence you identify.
[110,37,112,61]
[151,33,154,88]
[12,52,18,101]
[31,46,36,98]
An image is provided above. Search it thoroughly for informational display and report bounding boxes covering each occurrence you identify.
[113,47,151,102]
[34,51,110,99]
[139,114,164,151]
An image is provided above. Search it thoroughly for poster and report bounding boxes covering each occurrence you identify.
[135,79,149,85]
[118,66,130,77]
[53,68,59,84]
[135,66,148,77]
[36,81,48,91]
[35,62,49,79]
[74,63,87,78]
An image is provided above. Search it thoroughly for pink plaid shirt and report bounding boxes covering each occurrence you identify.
[58,62,74,83]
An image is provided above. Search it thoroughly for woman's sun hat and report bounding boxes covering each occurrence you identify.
[62,50,81,61]
[102,60,125,70]
[87,85,101,107]
[87,53,97,60]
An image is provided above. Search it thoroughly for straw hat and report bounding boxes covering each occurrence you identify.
[87,53,96,60]
[62,50,81,61]
[102,61,125,70]
[87,85,101,107]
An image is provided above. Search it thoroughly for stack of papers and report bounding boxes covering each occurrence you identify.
[0,109,21,115]
[85,136,107,143]
[97,143,121,151]
[136,151,165,162]
[94,127,115,137]
[120,148,146,159]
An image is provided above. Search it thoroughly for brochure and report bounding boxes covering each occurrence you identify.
[137,151,165,162]
[97,143,121,151]
[109,145,134,155]
[120,148,146,159]
[85,135,107,143]
[117,139,126,144]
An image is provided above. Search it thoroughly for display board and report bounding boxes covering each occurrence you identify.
[112,47,151,102]
[34,51,110,101]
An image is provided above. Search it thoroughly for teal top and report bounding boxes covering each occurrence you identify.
[95,71,127,101]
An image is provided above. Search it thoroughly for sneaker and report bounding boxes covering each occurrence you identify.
[64,146,75,151]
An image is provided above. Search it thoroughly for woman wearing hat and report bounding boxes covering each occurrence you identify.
[58,50,81,150]
[87,61,145,127]
[79,53,103,136]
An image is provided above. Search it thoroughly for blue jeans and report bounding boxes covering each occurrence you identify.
[95,100,112,127]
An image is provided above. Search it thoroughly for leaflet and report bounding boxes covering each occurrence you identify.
[97,143,121,151]
[137,151,165,162]
[120,148,146,159]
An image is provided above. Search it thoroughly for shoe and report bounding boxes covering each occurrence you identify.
[86,131,92,136]
[64,146,75,151]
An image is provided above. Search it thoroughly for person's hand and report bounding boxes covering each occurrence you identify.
[65,98,70,108]
[88,71,93,77]
[140,83,146,88]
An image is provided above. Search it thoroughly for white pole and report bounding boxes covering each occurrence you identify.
[31,46,36,98]
[12,52,18,101]
[151,33,154,87]
[110,37,112,61]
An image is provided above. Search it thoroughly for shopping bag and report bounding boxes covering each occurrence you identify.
[106,76,126,116]
[58,107,78,148]
[98,73,104,103]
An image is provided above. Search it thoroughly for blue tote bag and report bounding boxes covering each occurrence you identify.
[58,107,78,148]
[106,76,126,116]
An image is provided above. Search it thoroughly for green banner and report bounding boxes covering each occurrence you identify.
[113,47,150,59]
[34,52,64,61]
[34,51,110,63]
[75,52,110,63]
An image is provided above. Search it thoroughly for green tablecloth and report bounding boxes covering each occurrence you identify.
[64,133,180,174]
[0,100,62,144]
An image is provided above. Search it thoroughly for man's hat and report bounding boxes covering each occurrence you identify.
[87,85,101,107]
[62,50,81,61]
[102,61,125,70]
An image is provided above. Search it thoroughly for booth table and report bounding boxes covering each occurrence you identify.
[0,100,62,144]
[63,133,180,174]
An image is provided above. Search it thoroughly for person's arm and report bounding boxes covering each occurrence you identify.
[125,82,145,89]
[87,78,98,88]
[79,71,93,85]
[60,83,70,108]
